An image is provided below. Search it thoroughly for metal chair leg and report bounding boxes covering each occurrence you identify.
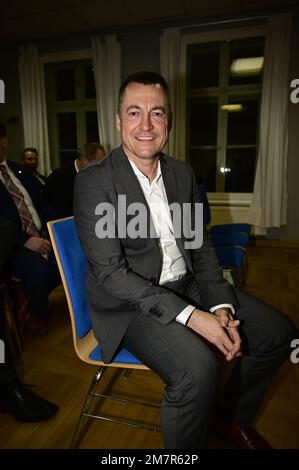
[70,366,106,448]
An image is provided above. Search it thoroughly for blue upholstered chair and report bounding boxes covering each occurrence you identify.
[199,185,251,284]
[47,217,160,448]
[210,228,250,285]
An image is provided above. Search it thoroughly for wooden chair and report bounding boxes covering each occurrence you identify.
[47,217,160,448]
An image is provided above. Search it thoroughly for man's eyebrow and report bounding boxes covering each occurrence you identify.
[125,105,166,113]
[126,105,141,111]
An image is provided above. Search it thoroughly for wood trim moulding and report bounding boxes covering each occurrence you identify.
[40,49,92,64]
[250,239,299,249]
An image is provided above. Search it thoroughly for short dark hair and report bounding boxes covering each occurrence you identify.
[117,71,172,118]
[0,121,7,139]
[81,142,106,162]
[21,147,38,159]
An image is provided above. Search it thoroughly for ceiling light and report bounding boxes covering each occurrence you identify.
[221,104,243,112]
[230,57,264,76]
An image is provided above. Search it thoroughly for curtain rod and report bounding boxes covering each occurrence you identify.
[180,14,268,30]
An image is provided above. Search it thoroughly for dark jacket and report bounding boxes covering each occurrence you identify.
[0,160,53,245]
[74,146,239,362]
[45,160,76,219]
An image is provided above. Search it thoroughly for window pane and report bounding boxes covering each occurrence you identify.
[225,148,257,192]
[189,149,217,192]
[57,112,77,149]
[55,69,75,101]
[85,111,99,142]
[189,100,218,146]
[84,66,96,99]
[226,98,259,145]
[229,37,264,86]
[188,43,220,88]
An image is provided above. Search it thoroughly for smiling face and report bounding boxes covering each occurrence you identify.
[116,82,170,164]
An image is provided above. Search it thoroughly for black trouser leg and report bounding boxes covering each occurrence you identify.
[122,313,220,449]
[11,247,60,319]
[0,292,17,384]
[218,288,298,426]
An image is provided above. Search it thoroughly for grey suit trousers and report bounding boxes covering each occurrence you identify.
[122,274,297,449]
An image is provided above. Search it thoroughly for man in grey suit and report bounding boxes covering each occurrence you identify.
[74,71,297,449]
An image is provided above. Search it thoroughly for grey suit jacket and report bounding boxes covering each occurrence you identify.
[74,145,238,362]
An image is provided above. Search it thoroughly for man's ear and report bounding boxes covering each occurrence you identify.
[116,113,121,132]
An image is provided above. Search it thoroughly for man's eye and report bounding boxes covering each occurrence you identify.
[128,111,139,117]
[152,111,165,119]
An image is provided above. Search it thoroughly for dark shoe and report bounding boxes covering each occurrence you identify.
[212,416,272,449]
[0,380,59,422]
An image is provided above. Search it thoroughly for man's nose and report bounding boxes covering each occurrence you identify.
[139,113,153,131]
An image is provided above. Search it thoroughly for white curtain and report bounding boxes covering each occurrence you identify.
[160,27,184,160]
[91,35,121,153]
[19,45,51,175]
[248,14,292,229]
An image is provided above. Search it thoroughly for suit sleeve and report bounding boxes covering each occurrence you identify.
[73,168,189,324]
[189,172,239,311]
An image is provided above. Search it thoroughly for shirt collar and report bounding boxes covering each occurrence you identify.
[74,159,80,173]
[128,158,161,184]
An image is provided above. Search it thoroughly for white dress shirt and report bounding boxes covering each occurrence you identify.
[74,159,80,173]
[129,159,233,325]
[0,158,42,231]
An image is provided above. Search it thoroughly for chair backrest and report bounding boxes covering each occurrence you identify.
[210,231,250,248]
[48,217,145,368]
[48,217,91,340]
[210,223,251,235]
[214,245,246,269]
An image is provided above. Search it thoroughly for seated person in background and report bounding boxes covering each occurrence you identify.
[21,147,47,186]
[0,122,60,336]
[45,142,106,219]
[0,217,59,422]
[74,71,298,449]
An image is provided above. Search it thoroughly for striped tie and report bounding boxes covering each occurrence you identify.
[0,164,39,236]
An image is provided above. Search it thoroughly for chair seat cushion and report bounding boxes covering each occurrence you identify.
[89,345,143,364]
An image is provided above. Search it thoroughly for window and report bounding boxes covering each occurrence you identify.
[186,36,264,193]
[45,60,98,169]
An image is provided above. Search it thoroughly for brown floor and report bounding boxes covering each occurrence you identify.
[0,239,298,449]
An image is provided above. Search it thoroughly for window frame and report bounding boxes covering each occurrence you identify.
[42,50,98,169]
[179,24,266,206]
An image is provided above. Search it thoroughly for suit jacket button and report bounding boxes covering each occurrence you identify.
[150,277,157,284]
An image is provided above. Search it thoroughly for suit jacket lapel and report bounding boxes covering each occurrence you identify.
[111,146,158,239]
[111,147,192,271]
[111,147,148,206]
[160,155,192,271]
